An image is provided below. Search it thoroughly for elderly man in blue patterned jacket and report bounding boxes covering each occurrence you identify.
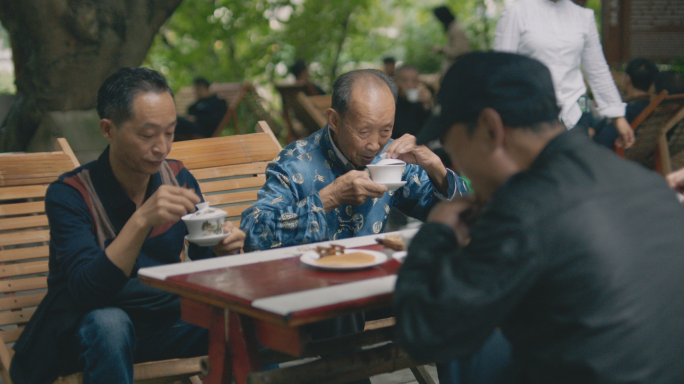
[241,69,469,252]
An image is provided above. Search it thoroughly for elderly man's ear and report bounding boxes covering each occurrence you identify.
[100,119,115,141]
[477,108,507,151]
[327,108,341,135]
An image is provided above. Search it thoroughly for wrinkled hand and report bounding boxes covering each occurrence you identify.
[319,170,387,213]
[212,221,246,255]
[135,186,200,229]
[427,197,480,246]
[385,134,440,168]
[613,117,635,149]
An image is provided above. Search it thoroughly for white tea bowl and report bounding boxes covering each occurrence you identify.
[366,163,405,184]
[181,203,227,238]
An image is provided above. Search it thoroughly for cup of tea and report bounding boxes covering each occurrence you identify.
[181,202,227,238]
[366,162,405,183]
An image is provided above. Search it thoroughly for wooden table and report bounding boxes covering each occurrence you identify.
[139,230,424,384]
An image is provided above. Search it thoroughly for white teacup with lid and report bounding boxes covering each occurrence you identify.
[181,202,229,246]
[366,155,407,191]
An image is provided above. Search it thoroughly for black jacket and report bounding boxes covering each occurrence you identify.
[394,132,684,383]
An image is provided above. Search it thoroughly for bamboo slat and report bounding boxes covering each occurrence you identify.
[0,230,49,247]
[0,215,48,231]
[0,260,49,279]
[0,246,49,263]
[218,204,254,218]
[0,326,25,343]
[0,201,45,217]
[0,309,35,327]
[205,191,259,206]
[0,292,45,311]
[0,185,49,201]
[0,276,47,294]
[190,162,270,181]
[199,176,265,194]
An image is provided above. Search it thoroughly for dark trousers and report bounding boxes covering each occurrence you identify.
[75,307,207,384]
[437,329,515,384]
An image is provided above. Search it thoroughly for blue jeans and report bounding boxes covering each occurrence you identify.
[76,307,208,384]
[437,329,515,384]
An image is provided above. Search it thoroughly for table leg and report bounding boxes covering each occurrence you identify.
[229,311,262,384]
[205,307,232,384]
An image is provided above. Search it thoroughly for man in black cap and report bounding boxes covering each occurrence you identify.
[393,51,684,383]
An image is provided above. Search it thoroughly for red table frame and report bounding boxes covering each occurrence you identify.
[140,244,402,384]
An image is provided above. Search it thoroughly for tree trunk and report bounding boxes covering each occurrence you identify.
[0,0,184,152]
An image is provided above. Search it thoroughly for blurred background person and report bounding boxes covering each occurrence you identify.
[433,5,470,76]
[593,57,659,148]
[290,59,325,96]
[383,56,397,78]
[494,0,634,149]
[393,64,432,139]
[175,77,228,140]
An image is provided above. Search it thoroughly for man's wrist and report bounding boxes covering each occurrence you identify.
[319,185,339,213]
[425,161,449,195]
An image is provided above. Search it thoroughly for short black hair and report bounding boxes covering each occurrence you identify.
[331,69,398,118]
[625,57,659,92]
[655,70,684,95]
[433,6,455,30]
[290,59,308,78]
[383,57,396,64]
[193,77,211,88]
[96,67,173,126]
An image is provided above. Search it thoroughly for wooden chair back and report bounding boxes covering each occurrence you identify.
[296,92,328,130]
[619,91,684,174]
[0,139,79,382]
[275,84,323,142]
[167,121,282,226]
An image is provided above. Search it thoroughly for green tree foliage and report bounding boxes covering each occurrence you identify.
[144,0,506,94]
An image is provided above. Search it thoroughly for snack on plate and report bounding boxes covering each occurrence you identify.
[315,244,345,258]
[315,252,376,266]
[376,234,405,251]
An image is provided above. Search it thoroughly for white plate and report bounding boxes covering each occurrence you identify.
[300,249,389,270]
[377,181,407,192]
[185,232,231,247]
[392,251,407,263]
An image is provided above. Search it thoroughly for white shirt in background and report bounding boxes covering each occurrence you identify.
[494,0,625,129]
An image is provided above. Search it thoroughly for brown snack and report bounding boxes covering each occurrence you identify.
[315,252,376,266]
[376,234,405,251]
[315,244,346,258]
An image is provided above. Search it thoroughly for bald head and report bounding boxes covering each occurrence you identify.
[331,69,398,119]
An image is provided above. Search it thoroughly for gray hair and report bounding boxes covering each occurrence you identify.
[331,69,398,118]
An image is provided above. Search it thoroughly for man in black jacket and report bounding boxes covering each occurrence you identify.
[393,52,684,383]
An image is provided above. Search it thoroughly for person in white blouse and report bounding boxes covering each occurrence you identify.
[494,0,635,149]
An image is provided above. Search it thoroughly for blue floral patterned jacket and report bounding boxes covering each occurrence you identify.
[240,126,470,251]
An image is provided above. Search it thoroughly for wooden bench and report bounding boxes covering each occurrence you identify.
[0,139,205,384]
[617,91,684,174]
[167,121,282,227]
[275,84,324,143]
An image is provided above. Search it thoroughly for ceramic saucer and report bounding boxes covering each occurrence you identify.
[377,181,407,192]
[185,231,231,247]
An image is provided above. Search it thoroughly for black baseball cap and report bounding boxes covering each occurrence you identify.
[417,51,560,144]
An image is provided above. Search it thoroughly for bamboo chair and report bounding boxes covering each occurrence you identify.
[617,91,684,174]
[0,139,203,384]
[167,121,282,228]
[296,92,329,130]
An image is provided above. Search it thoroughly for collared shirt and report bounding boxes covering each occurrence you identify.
[45,147,213,324]
[494,0,626,128]
[394,132,684,382]
[240,126,469,252]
